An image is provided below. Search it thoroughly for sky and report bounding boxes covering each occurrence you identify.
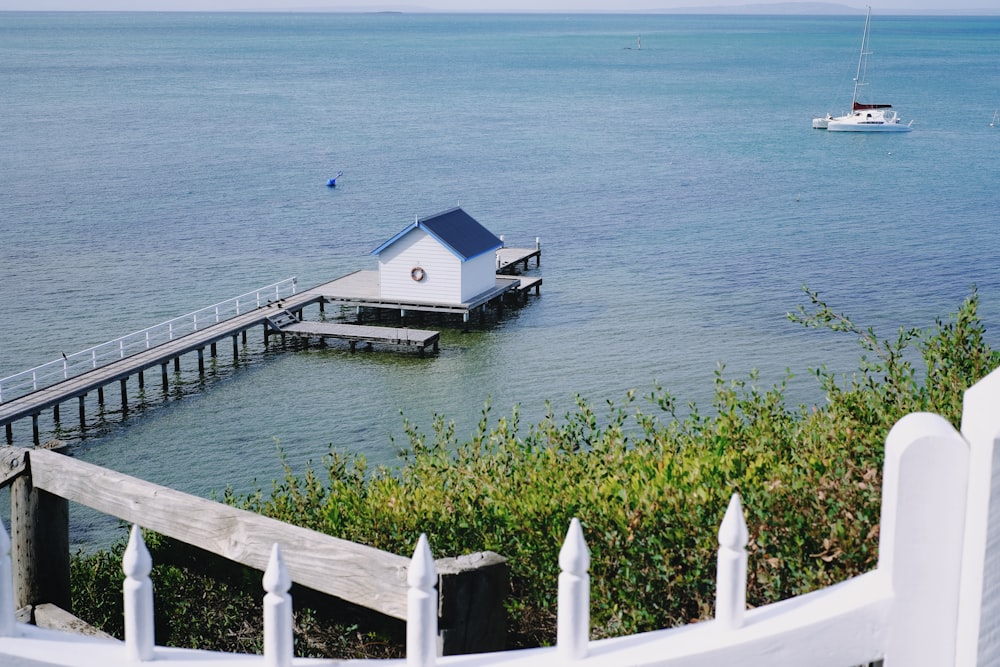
[0,1,996,14]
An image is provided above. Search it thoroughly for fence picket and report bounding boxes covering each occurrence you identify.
[0,520,12,637]
[407,533,437,667]
[715,493,748,630]
[557,517,590,661]
[263,543,293,667]
[123,524,155,662]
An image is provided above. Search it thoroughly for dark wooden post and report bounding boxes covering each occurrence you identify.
[10,450,71,613]
[436,551,508,655]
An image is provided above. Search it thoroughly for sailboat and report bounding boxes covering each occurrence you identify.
[813,7,912,132]
[991,110,999,128]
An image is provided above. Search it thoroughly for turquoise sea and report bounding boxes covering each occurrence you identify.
[2,11,999,547]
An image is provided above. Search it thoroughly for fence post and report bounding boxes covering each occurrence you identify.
[957,366,1000,665]
[0,519,13,636]
[557,517,589,661]
[10,452,70,613]
[407,533,438,667]
[123,524,154,662]
[263,543,293,667]
[879,412,970,666]
[436,551,508,655]
[715,493,747,630]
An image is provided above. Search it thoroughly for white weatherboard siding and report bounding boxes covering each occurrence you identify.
[378,230,462,304]
[460,253,498,302]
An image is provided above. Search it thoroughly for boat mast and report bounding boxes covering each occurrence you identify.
[851,6,872,108]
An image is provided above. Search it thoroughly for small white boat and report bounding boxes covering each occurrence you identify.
[827,104,912,132]
[991,110,999,127]
[814,7,912,133]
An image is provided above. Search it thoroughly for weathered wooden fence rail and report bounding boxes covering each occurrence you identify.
[3,364,1000,665]
[0,446,508,657]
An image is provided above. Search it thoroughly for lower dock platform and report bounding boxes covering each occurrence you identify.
[278,321,440,355]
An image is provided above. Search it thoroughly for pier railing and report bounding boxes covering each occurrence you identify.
[4,365,1000,664]
[0,278,298,404]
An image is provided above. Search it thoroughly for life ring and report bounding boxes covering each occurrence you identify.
[411,266,425,282]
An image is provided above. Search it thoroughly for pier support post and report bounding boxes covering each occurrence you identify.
[120,378,128,414]
[31,414,39,446]
[78,395,86,432]
[52,404,60,424]
[242,330,247,345]
[232,334,239,361]
[138,370,144,391]
[198,348,205,375]
[210,342,217,358]
[5,424,12,444]
[174,356,181,373]
[97,386,105,405]
[11,460,71,613]
[161,363,169,392]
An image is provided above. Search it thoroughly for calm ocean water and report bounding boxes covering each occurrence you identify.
[2,12,999,547]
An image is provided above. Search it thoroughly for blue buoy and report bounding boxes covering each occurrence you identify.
[326,170,343,188]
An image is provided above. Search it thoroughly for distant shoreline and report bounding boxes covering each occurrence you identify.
[2,6,999,16]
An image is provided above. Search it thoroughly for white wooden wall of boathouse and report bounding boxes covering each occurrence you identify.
[4,364,1000,666]
[377,229,498,305]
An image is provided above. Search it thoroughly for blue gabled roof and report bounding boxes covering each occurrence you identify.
[370,207,503,262]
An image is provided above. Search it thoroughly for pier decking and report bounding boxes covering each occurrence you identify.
[278,320,440,354]
[0,288,323,444]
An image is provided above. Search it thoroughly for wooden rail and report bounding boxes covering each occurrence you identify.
[0,446,507,655]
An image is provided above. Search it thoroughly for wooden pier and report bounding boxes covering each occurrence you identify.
[0,245,541,446]
[301,245,541,322]
[0,289,321,445]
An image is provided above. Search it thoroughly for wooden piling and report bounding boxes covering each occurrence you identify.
[10,458,71,612]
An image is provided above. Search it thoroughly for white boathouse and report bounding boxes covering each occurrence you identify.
[370,207,503,305]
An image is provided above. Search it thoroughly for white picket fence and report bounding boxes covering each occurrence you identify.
[3,363,1000,666]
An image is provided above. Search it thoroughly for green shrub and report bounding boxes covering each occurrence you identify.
[72,289,997,654]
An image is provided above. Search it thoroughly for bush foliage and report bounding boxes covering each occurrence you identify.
[72,289,998,654]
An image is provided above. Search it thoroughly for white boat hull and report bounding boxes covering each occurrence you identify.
[827,121,912,132]
[827,109,912,132]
